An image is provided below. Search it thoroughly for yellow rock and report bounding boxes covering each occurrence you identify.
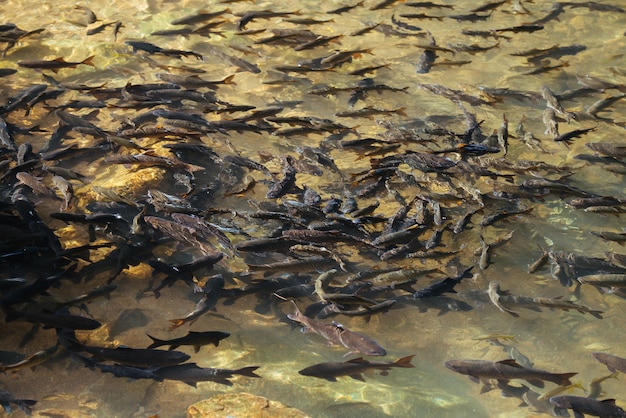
[187,393,309,418]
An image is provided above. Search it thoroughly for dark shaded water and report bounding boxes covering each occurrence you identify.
[1,1,626,417]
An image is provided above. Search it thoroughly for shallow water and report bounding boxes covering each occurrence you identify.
[1,1,626,417]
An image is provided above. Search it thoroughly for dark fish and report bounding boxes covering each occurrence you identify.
[125,41,202,60]
[5,308,102,330]
[553,127,596,144]
[550,396,626,418]
[170,9,231,25]
[17,56,95,72]
[79,355,163,381]
[413,267,473,298]
[327,1,364,14]
[445,359,576,388]
[146,331,230,352]
[288,301,386,356]
[0,344,60,372]
[61,334,190,367]
[105,153,204,174]
[0,68,17,77]
[154,362,260,387]
[0,389,37,416]
[592,352,626,373]
[299,355,414,382]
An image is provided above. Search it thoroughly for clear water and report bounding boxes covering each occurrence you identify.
[1,1,626,417]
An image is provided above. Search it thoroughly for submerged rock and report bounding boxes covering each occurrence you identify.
[187,393,309,418]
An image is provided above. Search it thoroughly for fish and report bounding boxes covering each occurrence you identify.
[153,362,261,387]
[335,107,407,118]
[0,68,17,77]
[413,267,473,298]
[445,359,577,388]
[287,301,386,356]
[170,9,231,25]
[592,352,626,373]
[550,396,626,418]
[51,175,73,211]
[15,172,57,198]
[554,127,596,144]
[487,281,519,317]
[299,355,414,382]
[4,308,102,330]
[125,41,203,60]
[327,1,364,15]
[0,389,37,416]
[146,331,230,352]
[61,335,190,368]
[0,344,60,372]
[17,56,95,72]
[588,373,619,399]
[168,275,224,330]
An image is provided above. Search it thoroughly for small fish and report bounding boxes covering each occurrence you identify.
[488,281,519,317]
[52,175,73,211]
[17,56,95,72]
[146,331,230,352]
[335,106,406,118]
[299,355,414,382]
[327,1,364,15]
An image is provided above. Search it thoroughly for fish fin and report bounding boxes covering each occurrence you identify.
[349,374,366,382]
[469,375,480,383]
[169,344,180,351]
[498,359,524,368]
[393,355,415,368]
[221,74,236,85]
[601,399,617,405]
[233,366,261,378]
[193,345,201,353]
[323,376,338,382]
[145,334,163,349]
[53,57,68,63]
[572,412,584,418]
[589,310,603,319]
[556,372,577,386]
[184,381,198,388]
[81,55,96,67]
[396,283,416,293]
[480,383,493,394]
[527,379,545,388]
[168,319,184,331]
[347,357,369,364]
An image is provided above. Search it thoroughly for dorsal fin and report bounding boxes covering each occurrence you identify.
[498,359,523,368]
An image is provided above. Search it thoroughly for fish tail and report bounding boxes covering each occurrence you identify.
[553,372,577,386]
[82,55,96,67]
[393,355,416,368]
[168,319,184,331]
[288,300,303,321]
[221,74,236,85]
[145,333,164,349]
[233,366,261,378]
[589,310,603,319]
